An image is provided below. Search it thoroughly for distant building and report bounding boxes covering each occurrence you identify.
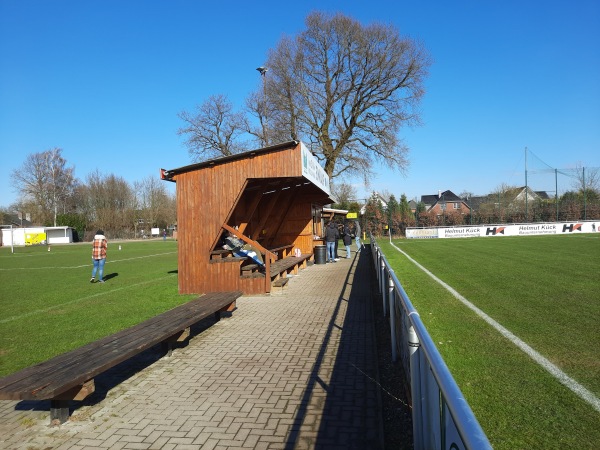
[360,191,389,215]
[420,190,471,216]
[408,199,418,214]
[0,213,33,228]
[467,187,550,213]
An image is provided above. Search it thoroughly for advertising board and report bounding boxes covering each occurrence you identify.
[407,221,600,239]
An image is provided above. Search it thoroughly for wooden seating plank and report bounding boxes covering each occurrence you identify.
[268,254,312,278]
[0,291,241,400]
[272,278,289,287]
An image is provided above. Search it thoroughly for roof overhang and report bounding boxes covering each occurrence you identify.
[161,140,336,204]
[161,141,299,181]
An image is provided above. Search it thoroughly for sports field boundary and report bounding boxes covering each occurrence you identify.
[389,240,600,413]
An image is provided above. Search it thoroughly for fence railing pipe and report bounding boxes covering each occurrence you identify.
[388,275,397,362]
[412,313,491,449]
[380,259,387,316]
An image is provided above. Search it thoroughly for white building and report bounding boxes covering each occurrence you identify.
[0,226,74,246]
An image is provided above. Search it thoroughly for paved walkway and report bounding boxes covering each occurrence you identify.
[0,247,382,449]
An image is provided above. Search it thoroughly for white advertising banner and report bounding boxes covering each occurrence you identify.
[300,142,332,197]
[407,221,600,239]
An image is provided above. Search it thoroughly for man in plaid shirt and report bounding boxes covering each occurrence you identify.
[90,230,108,283]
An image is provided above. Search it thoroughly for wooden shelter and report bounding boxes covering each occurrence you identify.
[162,141,335,295]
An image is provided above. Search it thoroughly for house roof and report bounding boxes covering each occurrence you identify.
[1,213,34,228]
[421,190,462,205]
[466,187,551,210]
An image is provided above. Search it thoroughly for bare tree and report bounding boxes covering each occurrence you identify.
[83,170,134,238]
[10,148,77,226]
[261,12,431,181]
[331,181,358,206]
[178,94,248,160]
[244,88,283,148]
[571,164,600,195]
[134,175,173,234]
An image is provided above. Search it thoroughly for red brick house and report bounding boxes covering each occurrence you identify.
[421,190,471,216]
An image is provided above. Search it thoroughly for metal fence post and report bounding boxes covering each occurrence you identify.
[380,259,387,316]
[408,319,423,450]
[389,276,397,362]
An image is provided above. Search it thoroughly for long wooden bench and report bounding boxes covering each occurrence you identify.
[269,253,312,281]
[0,291,242,424]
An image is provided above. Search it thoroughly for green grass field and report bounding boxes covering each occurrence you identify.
[377,234,599,449]
[0,240,195,377]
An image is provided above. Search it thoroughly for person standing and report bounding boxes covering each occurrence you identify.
[90,230,108,283]
[324,221,339,263]
[354,220,362,251]
[343,222,352,258]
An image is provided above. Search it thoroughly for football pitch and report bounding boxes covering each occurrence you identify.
[378,233,599,449]
[0,240,195,377]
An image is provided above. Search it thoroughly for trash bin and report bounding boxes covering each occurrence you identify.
[314,245,326,264]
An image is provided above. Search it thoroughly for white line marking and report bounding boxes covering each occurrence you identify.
[0,275,176,324]
[390,241,600,413]
[0,252,176,271]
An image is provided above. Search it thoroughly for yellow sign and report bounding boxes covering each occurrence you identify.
[346,212,358,219]
[25,232,47,245]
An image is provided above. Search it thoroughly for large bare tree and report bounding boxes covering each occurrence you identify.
[10,148,77,226]
[261,12,431,180]
[178,94,248,160]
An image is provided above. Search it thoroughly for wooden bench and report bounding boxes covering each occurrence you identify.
[272,277,289,291]
[269,253,312,282]
[268,244,294,258]
[0,291,242,424]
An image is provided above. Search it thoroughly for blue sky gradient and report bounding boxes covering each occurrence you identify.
[1,0,599,208]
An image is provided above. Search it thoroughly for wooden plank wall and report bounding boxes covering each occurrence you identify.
[175,143,314,295]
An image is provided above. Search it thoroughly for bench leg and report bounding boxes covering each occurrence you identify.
[50,399,70,424]
[216,301,236,321]
[162,327,191,357]
[162,341,174,357]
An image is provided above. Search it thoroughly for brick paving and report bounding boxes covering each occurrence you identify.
[0,247,382,449]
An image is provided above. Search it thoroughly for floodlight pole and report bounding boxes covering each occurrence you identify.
[256,66,268,145]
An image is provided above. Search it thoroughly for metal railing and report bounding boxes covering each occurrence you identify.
[369,235,492,450]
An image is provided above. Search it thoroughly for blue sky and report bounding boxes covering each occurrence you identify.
[1,0,599,209]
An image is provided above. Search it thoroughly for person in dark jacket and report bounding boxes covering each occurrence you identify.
[343,222,352,258]
[324,221,339,263]
[354,220,362,251]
